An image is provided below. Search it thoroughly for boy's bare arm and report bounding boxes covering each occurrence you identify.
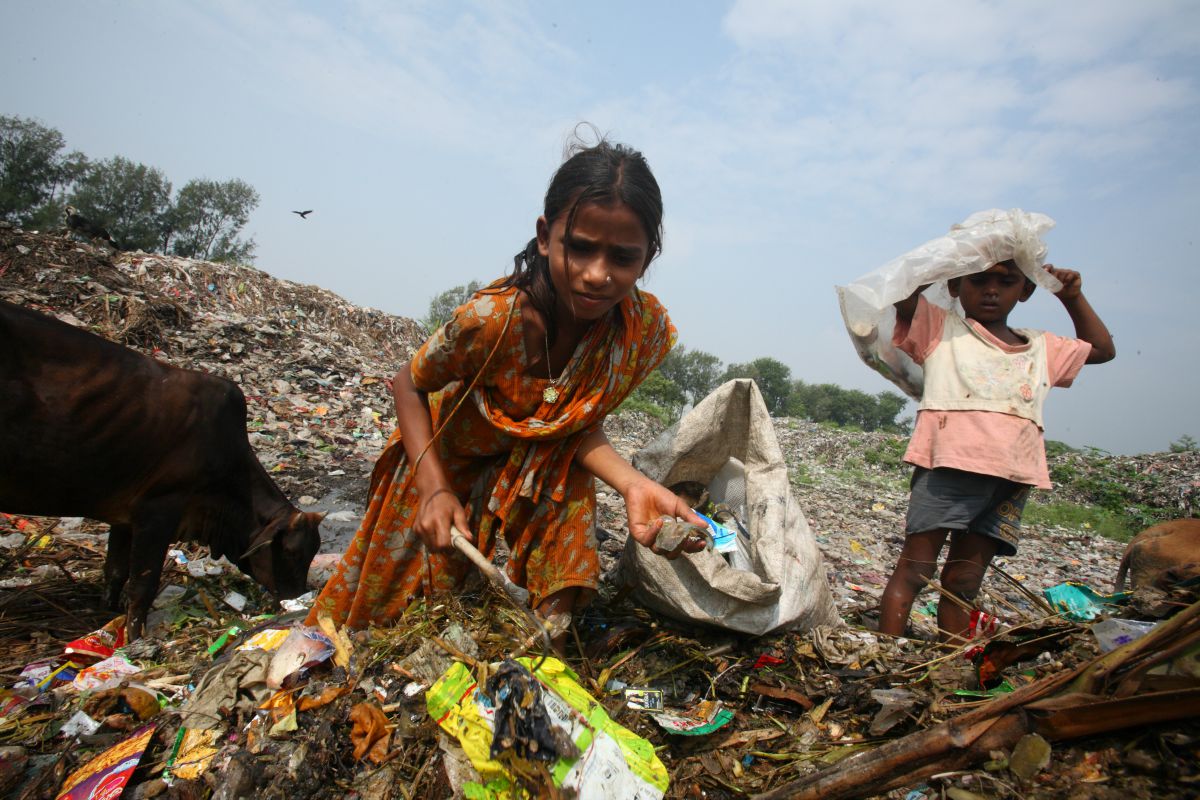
[894,284,931,322]
[1045,265,1116,364]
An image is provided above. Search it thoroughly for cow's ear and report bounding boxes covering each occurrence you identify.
[242,517,283,560]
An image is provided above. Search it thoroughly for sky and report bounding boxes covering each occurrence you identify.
[3,0,1198,455]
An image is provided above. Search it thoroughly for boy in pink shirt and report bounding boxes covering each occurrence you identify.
[878,260,1115,643]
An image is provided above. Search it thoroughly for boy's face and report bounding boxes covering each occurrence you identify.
[948,263,1035,324]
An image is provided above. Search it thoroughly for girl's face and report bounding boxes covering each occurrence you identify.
[536,201,650,325]
[949,262,1034,324]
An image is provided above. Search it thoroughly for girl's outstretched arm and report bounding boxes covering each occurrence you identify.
[393,361,472,551]
[575,427,707,555]
[1045,265,1116,364]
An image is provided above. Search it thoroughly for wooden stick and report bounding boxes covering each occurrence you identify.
[450,527,529,607]
[449,526,551,659]
[989,564,1057,615]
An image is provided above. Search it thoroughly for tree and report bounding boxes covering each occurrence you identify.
[723,357,792,416]
[25,150,89,230]
[168,178,259,263]
[421,281,483,332]
[621,369,686,424]
[1170,434,1198,453]
[659,346,723,408]
[873,391,909,432]
[69,156,172,252]
[0,115,75,226]
[789,379,911,431]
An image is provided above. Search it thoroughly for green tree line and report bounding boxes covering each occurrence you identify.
[627,351,911,431]
[1,114,258,262]
[421,287,911,431]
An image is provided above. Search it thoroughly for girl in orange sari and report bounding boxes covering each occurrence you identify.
[309,140,705,629]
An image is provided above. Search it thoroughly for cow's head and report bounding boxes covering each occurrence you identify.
[240,510,324,599]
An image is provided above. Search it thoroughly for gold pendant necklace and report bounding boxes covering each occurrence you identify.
[543,328,561,404]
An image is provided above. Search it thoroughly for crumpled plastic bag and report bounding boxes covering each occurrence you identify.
[177,649,272,730]
[486,659,579,762]
[836,209,1061,398]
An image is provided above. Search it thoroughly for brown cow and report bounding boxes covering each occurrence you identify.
[1115,518,1200,591]
[0,299,322,638]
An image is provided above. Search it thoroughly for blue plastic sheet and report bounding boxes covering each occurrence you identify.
[1043,582,1129,621]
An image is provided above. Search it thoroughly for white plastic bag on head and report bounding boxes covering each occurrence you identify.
[836,209,1060,399]
[619,379,839,636]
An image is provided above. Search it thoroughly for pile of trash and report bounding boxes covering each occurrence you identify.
[1,228,1198,799]
[1050,448,1200,520]
[0,222,426,505]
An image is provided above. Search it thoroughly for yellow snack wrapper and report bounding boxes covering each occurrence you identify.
[427,657,667,799]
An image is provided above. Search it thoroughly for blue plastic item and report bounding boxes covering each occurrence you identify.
[1043,582,1129,621]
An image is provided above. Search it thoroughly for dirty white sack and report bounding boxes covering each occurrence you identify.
[619,379,839,635]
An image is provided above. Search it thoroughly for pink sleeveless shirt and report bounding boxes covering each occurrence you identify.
[894,298,1090,489]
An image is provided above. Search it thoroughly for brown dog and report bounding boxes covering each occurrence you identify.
[1115,518,1200,591]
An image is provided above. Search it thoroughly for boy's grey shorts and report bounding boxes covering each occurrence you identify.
[905,467,1031,556]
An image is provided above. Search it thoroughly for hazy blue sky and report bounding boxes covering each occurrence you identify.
[4,1,1197,455]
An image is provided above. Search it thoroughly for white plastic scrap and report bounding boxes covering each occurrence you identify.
[836,209,1061,398]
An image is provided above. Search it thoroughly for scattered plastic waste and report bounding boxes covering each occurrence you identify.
[63,616,126,662]
[1043,582,1129,621]
[56,723,155,799]
[649,699,735,736]
[1092,618,1159,652]
[868,688,918,735]
[73,653,141,691]
[280,589,317,612]
[59,710,101,738]
[267,628,335,688]
[752,654,785,669]
[623,688,664,711]
[164,727,221,781]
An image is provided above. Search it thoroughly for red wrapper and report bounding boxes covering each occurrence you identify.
[64,616,126,663]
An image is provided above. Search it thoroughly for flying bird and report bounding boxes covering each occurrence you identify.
[292,209,313,219]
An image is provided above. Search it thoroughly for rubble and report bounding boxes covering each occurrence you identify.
[1,227,1197,799]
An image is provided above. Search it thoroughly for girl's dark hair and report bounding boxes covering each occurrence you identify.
[495,134,663,343]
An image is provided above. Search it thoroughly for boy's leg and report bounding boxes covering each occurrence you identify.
[938,531,1001,642]
[879,529,949,636]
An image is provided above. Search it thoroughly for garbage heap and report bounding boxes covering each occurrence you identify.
[0,222,427,502]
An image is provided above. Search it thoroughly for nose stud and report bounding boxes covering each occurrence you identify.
[606,275,612,283]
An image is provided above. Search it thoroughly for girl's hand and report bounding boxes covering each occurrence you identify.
[1045,264,1083,301]
[623,477,708,558]
[414,487,472,553]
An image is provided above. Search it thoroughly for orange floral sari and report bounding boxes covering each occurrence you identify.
[307,284,675,628]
